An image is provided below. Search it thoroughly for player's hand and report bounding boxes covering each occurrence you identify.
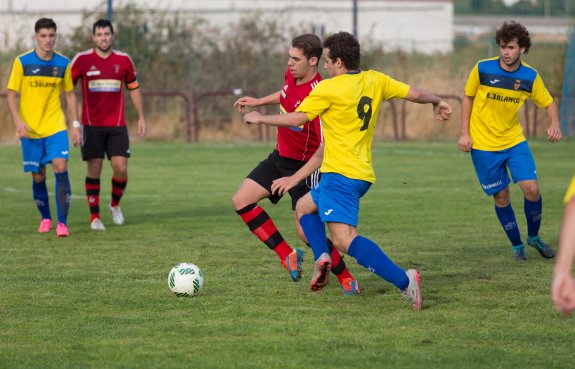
[71,127,81,147]
[547,122,562,142]
[243,111,262,125]
[458,133,472,152]
[233,96,259,113]
[271,176,298,197]
[15,120,31,138]
[137,118,147,138]
[433,100,453,121]
[552,272,575,315]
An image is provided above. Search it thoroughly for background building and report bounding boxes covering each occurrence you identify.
[0,0,454,53]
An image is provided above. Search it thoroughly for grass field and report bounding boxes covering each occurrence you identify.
[0,140,574,369]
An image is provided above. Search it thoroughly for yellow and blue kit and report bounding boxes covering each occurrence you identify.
[7,49,74,139]
[464,57,553,151]
[296,70,409,183]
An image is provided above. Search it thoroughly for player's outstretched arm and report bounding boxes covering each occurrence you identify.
[405,87,452,121]
[553,196,575,315]
[544,101,562,142]
[233,91,281,113]
[243,111,309,128]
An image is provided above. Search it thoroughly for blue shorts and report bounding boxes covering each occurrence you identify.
[310,172,371,226]
[20,130,69,172]
[470,141,537,196]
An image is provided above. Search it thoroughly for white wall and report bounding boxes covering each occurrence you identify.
[0,0,454,53]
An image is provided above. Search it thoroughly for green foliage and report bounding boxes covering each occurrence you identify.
[0,2,568,141]
[0,140,574,368]
[454,0,575,16]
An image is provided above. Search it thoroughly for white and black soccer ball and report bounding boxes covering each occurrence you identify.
[168,262,204,297]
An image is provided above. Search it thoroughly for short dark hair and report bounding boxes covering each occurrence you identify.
[35,18,57,33]
[323,31,360,70]
[292,34,323,61]
[495,21,531,54]
[93,19,114,35]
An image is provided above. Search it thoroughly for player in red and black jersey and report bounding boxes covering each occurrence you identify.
[232,34,359,295]
[71,19,146,231]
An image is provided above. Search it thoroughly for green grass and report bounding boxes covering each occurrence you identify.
[0,140,573,369]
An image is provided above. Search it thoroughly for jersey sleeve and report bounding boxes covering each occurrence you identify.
[62,63,75,92]
[6,58,23,92]
[295,80,331,121]
[124,57,139,90]
[70,55,82,85]
[381,74,410,100]
[530,73,553,109]
[464,63,480,97]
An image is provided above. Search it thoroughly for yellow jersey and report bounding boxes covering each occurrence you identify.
[565,175,575,204]
[7,49,74,139]
[296,70,409,183]
[464,57,553,151]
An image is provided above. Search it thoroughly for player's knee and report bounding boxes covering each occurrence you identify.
[52,161,68,173]
[331,236,351,254]
[295,196,316,219]
[493,189,510,206]
[231,192,248,210]
[112,168,127,179]
[32,173,46,183]
[522,184,540,201]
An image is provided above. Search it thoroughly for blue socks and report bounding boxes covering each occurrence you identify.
[348,236,409,290]
[495,204,522,246]
[299,214,328,261]
[32,180,51,220]
[524,196,542,238]
[55,171,71,225]
[301,213,409,291]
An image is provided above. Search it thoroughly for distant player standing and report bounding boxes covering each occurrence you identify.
[7,18,79,237]
[232,34,359,294]
[458,21,562,260]
[244,31,452,309]
[71,19,146,230]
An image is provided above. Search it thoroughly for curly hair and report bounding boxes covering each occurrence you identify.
[495,21,531,54]
[323,31,361,71]
[292,34,322,61]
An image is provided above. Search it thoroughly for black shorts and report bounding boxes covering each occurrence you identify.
[81,126,131,161]
[247,150,320,210]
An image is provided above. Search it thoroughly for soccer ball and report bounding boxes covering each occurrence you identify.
[168,262,204,297]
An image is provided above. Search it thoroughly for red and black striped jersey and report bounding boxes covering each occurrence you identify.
[71,48,139,127]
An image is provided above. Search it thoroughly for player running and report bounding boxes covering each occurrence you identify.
[232,34,359,295]
[458,21,562,260]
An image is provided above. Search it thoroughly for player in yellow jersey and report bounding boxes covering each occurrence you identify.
[552,175,575,315]
[7,18,79,237]
[458,21,562,260]
[244,31,452,310]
